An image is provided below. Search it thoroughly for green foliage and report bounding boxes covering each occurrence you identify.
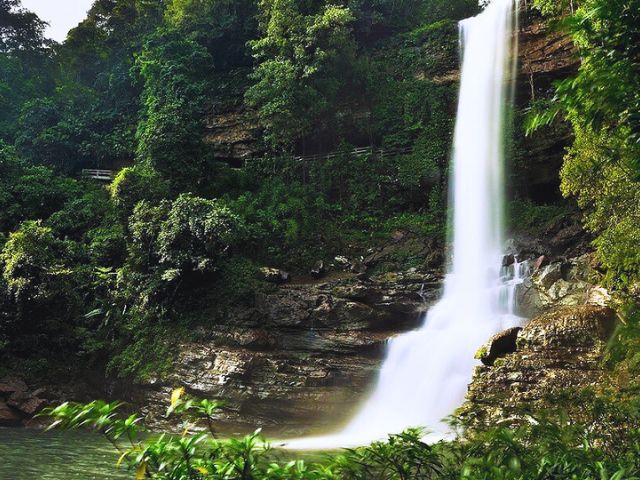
[42,393,640,480]
[46,187,112,239]
[134,29,214,191]
[0,143,84,232]
[165,0,257,69]
[532,0,575,16]
[0,0,47,53]
[333,429,444,479]
[346,0,477,37]
[246,1,356,149]
[101,194,246,378]
[605,304,640,370]
[215,256,259,306]
[560,127,640,289]
[127,193,244,281]
[527,0,640,290]
[0,221,76,303]
[0,218,95,359]
[110,166,170,220]
[228,176,336,266]
[43,394,289,480]
[508,198,573,236]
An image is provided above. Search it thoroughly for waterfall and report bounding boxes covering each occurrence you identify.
[286,0,520,449]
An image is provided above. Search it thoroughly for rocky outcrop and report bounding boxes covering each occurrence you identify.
[204,109,262,165]
[131,268,441,436]
[476,327,522,367]
[518,8,579,90]
[0,378,48,427]
[517,253,609,318]
[460,305,615,430]
[516,7,580,202]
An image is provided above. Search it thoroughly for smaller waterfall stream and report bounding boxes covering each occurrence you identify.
[285,0,521,449]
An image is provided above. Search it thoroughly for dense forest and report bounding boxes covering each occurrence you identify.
[0,0,480,378]
[2,0,640,478]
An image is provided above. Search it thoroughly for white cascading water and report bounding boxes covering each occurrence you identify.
[286,0,521,449]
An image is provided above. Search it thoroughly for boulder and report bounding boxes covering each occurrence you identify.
[310,261,326,279]
[518,305,615,351]
[502,254,515,268]
[8,390,47,416]
[334,256,350,268]
[0,378,28,395]
[532,255,548,271]
[391,230,406,242]
[516,254,608,317]
[536,263,564,290]
[350,261,367,275]
[476,327,522,366]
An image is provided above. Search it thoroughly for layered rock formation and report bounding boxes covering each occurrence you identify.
[204,108,262,166]
[132,267,441,436]
[460,305,615,430]
[517,253,610,318]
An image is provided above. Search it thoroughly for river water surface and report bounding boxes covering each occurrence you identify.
[0,427,129,479]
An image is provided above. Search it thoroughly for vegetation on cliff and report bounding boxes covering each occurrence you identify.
[528,0,640,292]
[0,0,477,378]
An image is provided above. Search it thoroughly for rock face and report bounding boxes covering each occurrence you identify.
[516,6,580,202]
[460,305,615,430]
[518,8,579,88]
[477,327,522,367]
[204,108,262,165]
[517,253,609,318]
[132,269,441,436]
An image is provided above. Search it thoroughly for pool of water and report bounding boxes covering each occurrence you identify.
[0,427,130,480]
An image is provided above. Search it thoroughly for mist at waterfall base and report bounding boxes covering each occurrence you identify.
[284,0,520,450]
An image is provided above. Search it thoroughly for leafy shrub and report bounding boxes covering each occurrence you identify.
[0,221,78,303]
[43,392,640,480]
[110,166,170,221]
[128,193,244,282]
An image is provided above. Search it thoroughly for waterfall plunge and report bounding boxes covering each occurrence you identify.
[286,0,520,449]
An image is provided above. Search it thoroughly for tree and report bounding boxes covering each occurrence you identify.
[0,142,83,232]
[0,0,47,52]
[246,1,356,149]
[1,221,75,303]
[165,0,257,69]
[134,29,215,191]
[109,165,170,221]
[127,193,244,282]
[0,1,53,142]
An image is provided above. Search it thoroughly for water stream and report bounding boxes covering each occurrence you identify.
[286,0,521,449]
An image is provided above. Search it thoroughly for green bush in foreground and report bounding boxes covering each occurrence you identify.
[44,390,640,480]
